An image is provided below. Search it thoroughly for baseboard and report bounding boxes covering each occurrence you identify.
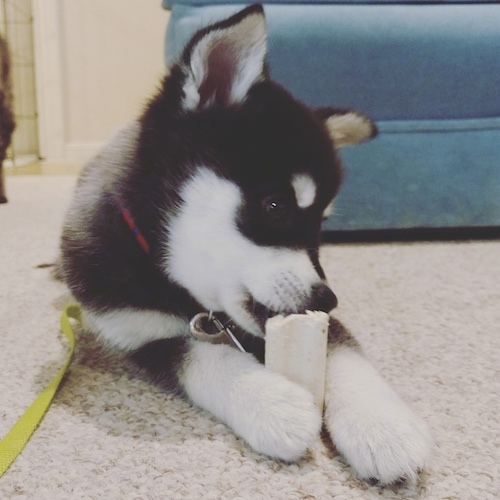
[3,155,39,168]
[5,161,83,176]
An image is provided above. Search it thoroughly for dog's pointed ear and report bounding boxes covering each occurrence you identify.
[317,108,378,148]
[180,4,267,110]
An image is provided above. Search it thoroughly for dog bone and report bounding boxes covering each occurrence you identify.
[265,310,329,411]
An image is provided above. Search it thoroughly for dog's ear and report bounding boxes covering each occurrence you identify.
[180,4,267,110]
[317,108,378,148]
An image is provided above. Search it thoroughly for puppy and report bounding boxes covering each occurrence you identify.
[60,4,433,485]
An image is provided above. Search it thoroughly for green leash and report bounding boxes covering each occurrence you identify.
[0,305,79,477]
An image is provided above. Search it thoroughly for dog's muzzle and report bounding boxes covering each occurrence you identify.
[308,283,338,312]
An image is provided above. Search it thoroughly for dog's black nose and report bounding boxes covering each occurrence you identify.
[309,283,338,312]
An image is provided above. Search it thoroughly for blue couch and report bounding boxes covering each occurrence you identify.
[162,0,500,233]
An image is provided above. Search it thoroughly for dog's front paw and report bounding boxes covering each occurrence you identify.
[325,348,434,485]
[327,398,433,485]
[230,369,322,462]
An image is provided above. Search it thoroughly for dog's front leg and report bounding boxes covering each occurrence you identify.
[324,319,434,485]
[180,340,322,462]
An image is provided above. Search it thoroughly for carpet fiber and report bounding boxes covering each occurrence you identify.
[1,175,499,499]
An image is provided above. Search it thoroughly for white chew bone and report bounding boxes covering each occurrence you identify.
[265,310,329,411]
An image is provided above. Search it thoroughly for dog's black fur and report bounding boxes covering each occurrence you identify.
[60,5,432,484]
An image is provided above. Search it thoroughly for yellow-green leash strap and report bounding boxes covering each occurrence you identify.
[0,305,79,477]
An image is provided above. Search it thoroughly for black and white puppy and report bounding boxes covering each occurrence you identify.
[60,4,433,485]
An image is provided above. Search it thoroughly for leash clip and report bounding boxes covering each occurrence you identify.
[190,312,246,353]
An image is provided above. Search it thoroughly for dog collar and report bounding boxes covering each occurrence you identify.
[190,312,246,352]
[122,208,150,254]
[121,206,251,355]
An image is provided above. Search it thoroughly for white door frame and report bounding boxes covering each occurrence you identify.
[32,0,66,162]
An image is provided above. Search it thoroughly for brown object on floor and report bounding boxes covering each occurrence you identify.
[0,35,15,203]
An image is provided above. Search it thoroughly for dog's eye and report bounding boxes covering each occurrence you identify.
[262,196,289,221]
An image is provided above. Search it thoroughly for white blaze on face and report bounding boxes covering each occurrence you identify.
[291,173,316,209]
[164,168,323,335]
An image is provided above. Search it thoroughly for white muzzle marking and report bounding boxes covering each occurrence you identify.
[165,168,324,335]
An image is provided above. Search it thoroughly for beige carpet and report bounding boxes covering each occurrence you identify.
[1,174,499,499]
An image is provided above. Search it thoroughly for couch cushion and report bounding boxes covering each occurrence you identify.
[329,117,500,230]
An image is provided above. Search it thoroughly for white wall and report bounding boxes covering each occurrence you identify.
[33,0,170,164]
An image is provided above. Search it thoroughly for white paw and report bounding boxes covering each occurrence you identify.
[182,343,321,462]
[328,397,433,484]
[230,369,322,462]
[325,348,434,485]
